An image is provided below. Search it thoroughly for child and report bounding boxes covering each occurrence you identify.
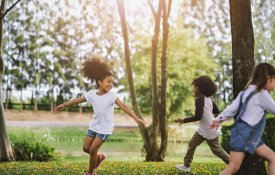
[211,63,275,175]
[174,76,229,172]
[53,57,146,175]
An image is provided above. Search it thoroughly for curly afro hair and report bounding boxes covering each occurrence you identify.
[82,57,113,86]
[192,76,217,97]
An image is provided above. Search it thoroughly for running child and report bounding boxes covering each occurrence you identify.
[53,57,146,175]
[211,63,275,175]
[174,76,229,172]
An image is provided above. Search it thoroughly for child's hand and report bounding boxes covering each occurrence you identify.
[210,120,221,130]
[136,118,146,127]
[174,118,184,125]
[53,104,66,112]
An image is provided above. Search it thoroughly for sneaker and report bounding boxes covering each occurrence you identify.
[83,172,94,175]
[174,164,191,172]
[95,153,106,169]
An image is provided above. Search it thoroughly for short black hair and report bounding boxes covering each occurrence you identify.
[192,76,217,97]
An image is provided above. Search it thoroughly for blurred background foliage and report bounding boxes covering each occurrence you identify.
[2,0,274,118]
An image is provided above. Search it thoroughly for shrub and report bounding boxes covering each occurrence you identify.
[11,139,57,161]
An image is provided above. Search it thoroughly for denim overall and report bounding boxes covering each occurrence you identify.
[229,90,266,155]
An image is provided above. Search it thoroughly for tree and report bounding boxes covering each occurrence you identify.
[116,0,151,161]
[0,0,23,162]
[117,0,173,161]
[229,0,266,174]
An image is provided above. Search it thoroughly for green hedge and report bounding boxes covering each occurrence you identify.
[221,117,275,153]
[0,161,226,175]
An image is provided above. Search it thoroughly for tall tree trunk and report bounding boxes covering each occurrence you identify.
[116,0,151,160]
[158,0,171,159]
[147,0,163,161]
[230,0,255,98]
[0,0,15,161]
[229,0,266,174]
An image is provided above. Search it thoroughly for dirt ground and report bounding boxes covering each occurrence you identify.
[4,109,140,125]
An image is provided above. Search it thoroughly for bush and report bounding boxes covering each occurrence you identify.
[11,139,57,161]
[263,117,275,151]
[221,116,275,153]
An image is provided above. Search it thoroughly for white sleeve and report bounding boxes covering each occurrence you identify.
[84,90,93,104]
[217,92,242,122]
[258,91,275,115]
[112,91,119,103]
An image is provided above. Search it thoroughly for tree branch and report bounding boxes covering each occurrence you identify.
[167,0,172,18]
[1,0,5,15]
[147,0,156,18]
[2,0,22,19]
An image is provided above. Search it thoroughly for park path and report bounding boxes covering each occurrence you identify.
[6,121,138,128]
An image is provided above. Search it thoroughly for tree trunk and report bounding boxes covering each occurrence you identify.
[116,0,151,160]
[0,0,15,161]
[229,0,266,174]
[149,0,163,161]
[230,0,255,98]
[158,0,171,159]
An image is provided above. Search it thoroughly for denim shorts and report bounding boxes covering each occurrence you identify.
[87,129,110,141]
[230,119,264,155]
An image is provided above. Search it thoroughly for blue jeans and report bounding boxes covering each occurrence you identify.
[87,129,110,141]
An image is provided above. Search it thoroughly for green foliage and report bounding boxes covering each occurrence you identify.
[0,160,226,175]
[124,29,218,116]
[220,125,231,153]
[12,140,57,161]
[221,116,275,153]
[263,117,275,151]
[9,129,58,161]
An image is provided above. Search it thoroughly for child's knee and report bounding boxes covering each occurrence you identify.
[268,152,275,163]
[89,148,98,156]
[83,146,89,153]
[229,163,241,173]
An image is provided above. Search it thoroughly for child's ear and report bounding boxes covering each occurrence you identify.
[98,80,102,86]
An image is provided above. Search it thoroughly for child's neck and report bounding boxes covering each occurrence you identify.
[97,89,107,96]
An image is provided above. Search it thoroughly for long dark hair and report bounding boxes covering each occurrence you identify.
[246,63,275,91]
[82,57,113,87]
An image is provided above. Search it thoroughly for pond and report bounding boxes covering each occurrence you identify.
[7,126,223,161]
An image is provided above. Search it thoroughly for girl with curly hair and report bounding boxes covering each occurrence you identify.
[53,57,146,175]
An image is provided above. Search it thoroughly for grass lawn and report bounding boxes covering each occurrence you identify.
[3,126,228,174]
[0,159,226,175]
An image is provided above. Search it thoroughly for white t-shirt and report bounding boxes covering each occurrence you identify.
[197,97,221,140]
[84,89,118,134]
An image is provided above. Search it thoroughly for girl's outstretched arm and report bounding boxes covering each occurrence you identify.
[115,98,146,127]
[53,97,86,112]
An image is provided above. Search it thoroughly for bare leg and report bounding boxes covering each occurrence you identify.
[83,136,95,154]
[83,136,102,166]
[219,151,245,175]
[88,137,104,173]
[255,144,275,175]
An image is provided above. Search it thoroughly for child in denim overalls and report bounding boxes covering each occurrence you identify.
[211,63,275,175]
